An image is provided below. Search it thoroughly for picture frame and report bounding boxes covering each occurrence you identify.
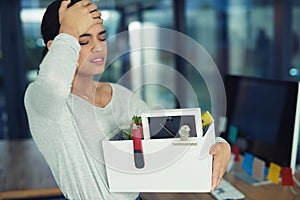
[141,108,203,140]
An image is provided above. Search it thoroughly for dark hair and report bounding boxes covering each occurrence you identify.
[41,0,81,57]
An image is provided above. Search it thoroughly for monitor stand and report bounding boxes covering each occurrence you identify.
[234,171,271,186]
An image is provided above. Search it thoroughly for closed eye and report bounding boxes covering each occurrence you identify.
[98,31,106,41]
[79,34,90,45]
[79,40,89,45]
[79,30,106,45]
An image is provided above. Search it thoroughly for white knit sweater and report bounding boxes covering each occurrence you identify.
[24,33,148,200]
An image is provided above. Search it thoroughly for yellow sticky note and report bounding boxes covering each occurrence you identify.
[266,162,281,184]
[201,111,214,128]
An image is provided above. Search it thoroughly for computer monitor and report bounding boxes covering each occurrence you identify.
[223,75,300,174]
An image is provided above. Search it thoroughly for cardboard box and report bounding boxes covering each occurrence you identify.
[102,108,215,192]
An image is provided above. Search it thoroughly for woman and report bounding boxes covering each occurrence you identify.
[24,0,230,199]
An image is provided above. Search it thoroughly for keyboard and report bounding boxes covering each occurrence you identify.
[211,179,245,200]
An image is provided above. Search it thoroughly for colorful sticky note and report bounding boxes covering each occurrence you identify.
[231,145,240,162]
[267,162,281,184]
[228,125,238,144]
[252,157,265,181]
[264,166,269,177]
[242,152,254,175]
[281,167,294,186]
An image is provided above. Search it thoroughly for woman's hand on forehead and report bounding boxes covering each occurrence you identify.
[58,0,103,39]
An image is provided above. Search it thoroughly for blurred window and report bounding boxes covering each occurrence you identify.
[291,0,300,81]
[8,0,299,139]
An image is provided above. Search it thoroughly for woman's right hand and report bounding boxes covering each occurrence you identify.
[58,0,103,39]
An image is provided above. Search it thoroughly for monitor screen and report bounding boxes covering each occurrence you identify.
[223,75,300,172]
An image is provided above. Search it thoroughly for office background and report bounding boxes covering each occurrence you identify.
[0,0,299,142]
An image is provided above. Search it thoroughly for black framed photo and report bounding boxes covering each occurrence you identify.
[141,108,202,139]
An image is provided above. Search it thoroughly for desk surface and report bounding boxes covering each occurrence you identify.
[0,139,60,199]
[0,139,298,200]
[142,172,298,200]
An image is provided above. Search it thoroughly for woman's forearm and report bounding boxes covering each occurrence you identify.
[24,33,80,120]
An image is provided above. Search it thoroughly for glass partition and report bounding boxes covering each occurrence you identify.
[291,0,300,81]
[9,0,300,138]
[0,12,8,138]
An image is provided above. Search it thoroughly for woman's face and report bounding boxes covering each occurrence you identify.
[76,23,107,76]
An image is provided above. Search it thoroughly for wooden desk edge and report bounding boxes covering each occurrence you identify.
[0,188,63,200]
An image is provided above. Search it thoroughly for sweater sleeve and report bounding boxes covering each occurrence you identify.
[215,137,228,143]
[24,33,80,121]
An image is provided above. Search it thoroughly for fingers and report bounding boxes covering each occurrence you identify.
[211,169,223,191]
[90,9,101,19]
[80,0,93,7]
[211,177,222,192]
[61,0,71,8]
[59,0,71,23]
[59,0,103,38]
[209,144,217,155]
[86,4,102,20]
[87,2,98,11]
[211,157,224,191]
[79,1,102,22]
[209,142,231,191]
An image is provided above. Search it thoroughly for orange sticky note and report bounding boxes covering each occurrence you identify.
[267,162,281,184]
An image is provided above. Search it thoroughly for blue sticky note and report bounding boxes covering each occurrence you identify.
[264,166,269,178]
[228,125,238,144]
[242,152,254,175]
